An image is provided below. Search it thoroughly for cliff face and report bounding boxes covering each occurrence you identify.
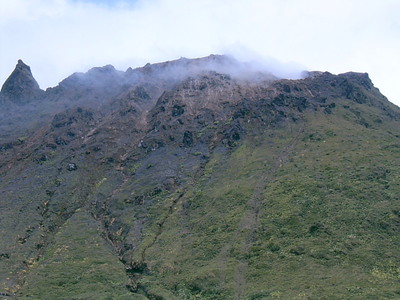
[1,56,400,299]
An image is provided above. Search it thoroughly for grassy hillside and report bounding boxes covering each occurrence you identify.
[18,211,134,299]
[14,98,400,299]
[121,101,400,299]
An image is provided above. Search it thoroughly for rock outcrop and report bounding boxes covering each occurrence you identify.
[0,60,43,104]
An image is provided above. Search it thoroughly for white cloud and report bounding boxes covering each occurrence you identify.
[0,0,399,106]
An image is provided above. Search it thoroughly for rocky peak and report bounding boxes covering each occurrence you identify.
[338,72,373,89]
[1,59,43,104]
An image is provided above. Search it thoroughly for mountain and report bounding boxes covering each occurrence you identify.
[0,55,400,299]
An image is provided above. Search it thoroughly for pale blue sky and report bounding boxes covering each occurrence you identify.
[71,0,138,7]
[1,0,399,106]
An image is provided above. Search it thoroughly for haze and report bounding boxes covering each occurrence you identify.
[1,0,399,106]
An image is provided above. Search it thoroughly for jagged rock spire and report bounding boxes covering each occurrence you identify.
[1,59,42,104]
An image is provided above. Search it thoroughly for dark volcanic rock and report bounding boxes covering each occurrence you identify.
[0,60,43,104]
[66,163,78,171]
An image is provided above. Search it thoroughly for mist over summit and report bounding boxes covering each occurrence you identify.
[0,55,400,299]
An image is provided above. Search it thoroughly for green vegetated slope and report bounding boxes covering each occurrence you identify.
[127,102,400,299]
[18,98,400,299]
[17,211,135,299]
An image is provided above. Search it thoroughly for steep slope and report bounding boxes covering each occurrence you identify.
[0,56,400,299]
